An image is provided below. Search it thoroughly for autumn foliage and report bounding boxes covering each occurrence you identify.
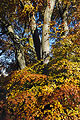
[0,30,80,120]
[0,1,80,120]
[0,68,79,120]
[0,26,80,119]
[0,36,80,119]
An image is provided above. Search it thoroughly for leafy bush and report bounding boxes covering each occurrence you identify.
[1,68,79,120]
[0,26,80,120]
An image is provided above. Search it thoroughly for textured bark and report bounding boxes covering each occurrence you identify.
[19,0,41,60]
[62,8,69,36]
[7,26,26,69]
[30,14,41,60]
[42,0,56,64]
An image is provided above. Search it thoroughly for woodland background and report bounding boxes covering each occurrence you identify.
[0,0,80,120]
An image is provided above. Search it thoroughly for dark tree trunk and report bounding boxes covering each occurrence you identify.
[19,0,41,60]
[32,27,41,60]
[30,13,41,60]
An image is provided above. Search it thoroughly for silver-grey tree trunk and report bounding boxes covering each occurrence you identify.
[42,0,56,64]
[62,8,69,36]
[7,25,26,69]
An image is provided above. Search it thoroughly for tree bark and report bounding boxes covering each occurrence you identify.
[19,0,41,60]
[62,8,69,36]
[7,25,26,69]
[42,0,56,64]
[30,13,41,60]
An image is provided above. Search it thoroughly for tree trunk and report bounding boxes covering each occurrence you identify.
[30,13,41,60]
[19,0,41,60]
[62,8,69,36]
[42,0,56,64]
[7,25,26,69]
